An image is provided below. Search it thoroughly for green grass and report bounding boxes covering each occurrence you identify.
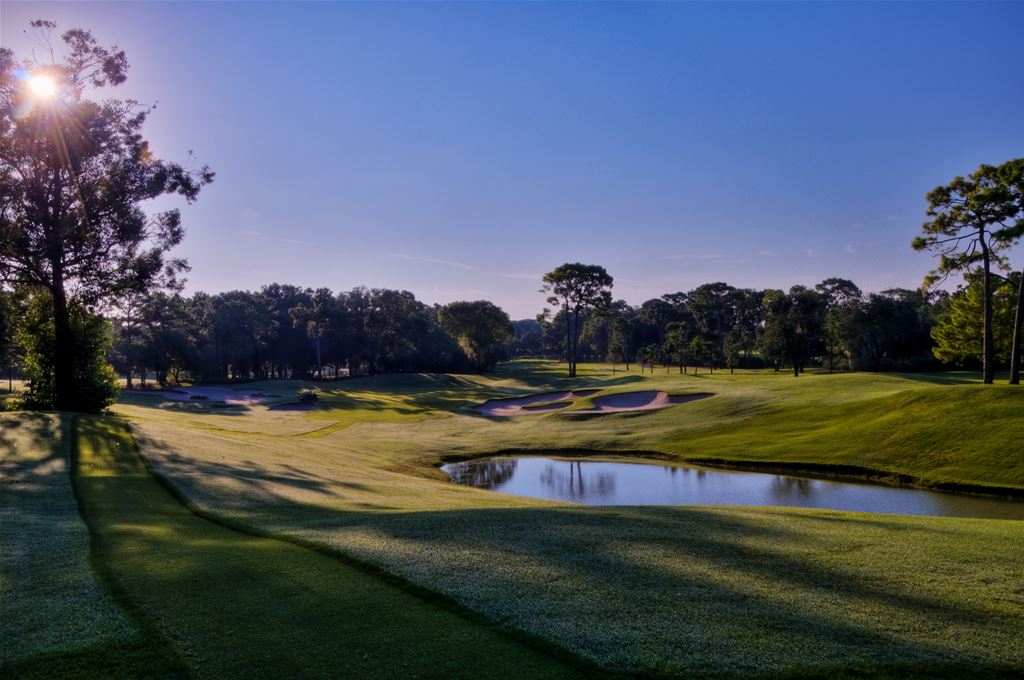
[107,362,1024,677]
[67,415,595,679]
[0,412,182,678]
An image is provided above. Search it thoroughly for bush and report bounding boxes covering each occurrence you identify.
[18,292,119,413]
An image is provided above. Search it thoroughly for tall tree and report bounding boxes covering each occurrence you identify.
[932,273,1018,369]
[760,286,825,377]
[540,263,613,377]
[913,164,1017,384]
[439,300,513,372]
[0,22,212,410]
[816,278,862,372]
[990,159,1024,384]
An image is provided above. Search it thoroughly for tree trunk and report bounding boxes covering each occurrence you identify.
[980,235,995,384]
[315,335,323,378]
[1010,266,1024,385]
[51,284,76,410]
[571,309,580,378]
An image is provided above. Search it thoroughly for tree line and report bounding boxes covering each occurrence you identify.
[516,276,944,377]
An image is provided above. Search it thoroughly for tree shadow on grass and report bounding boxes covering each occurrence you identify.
[121,429,1024,678]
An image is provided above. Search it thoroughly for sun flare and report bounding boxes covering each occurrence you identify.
[28,74,58,99]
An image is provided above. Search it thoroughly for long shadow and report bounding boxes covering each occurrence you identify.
[71,416,603,680]
[124,433,1024,678]
[0,412,187,678]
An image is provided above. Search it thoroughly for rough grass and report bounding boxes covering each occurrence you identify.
[115,362,1024,677]
[69,415,595,679]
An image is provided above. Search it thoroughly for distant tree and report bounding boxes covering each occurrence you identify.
[606,314,633,371]
[638,298,676,345]
[723,329,743,374]
[816,278,863,372]
[541,263,613,377]
[0,289,24,391]
[664,321,690,374]
[760,287,825,377]
[686,282,737,368]
[637,343,662,374]
[439,300,514,372]
[0,22,212,410]
[913,164,1018,384]
[290,288,338,378]
[688,336,710,375]
[511,319,544,358]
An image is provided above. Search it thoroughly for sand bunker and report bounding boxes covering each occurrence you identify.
[475,389,711,417]
[475,390,594,417]
[571,390,712,414]
[158,386,282,406]
[269,401,314,412]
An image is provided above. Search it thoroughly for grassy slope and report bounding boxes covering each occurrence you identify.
[116,363,1024,676]
[0,412,183,679]
[70,415,595,680]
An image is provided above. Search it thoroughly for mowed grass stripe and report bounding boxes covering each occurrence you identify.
[72,416,597,680]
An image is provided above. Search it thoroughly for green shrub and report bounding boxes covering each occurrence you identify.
[18,292,119,413]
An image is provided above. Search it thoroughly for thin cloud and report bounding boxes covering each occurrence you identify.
[497,272,542,281]
[758,250,777,257]
[845,244,857,254]
[661,253,722,261]
[392,253,478,270]
[805,248,818,258]
[280,238,308,245]
[239,229,261,236]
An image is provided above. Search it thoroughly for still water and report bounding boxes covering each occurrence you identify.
[442,456,1024,519]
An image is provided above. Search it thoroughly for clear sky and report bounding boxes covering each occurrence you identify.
[3,1,1023,318]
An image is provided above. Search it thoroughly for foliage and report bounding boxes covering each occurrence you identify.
[541,263,613,377]
[439,300,514,371]
[933,273,1019,366]
[759,286,825,376]
[18,291,118,412]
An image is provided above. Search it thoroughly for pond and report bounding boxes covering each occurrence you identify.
[442,456,1024,520]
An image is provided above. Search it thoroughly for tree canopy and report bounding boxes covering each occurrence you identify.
[541,263,613,377]
[439,300,513,372]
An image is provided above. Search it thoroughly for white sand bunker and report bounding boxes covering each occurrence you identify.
[158,386,282,406]
[475,391,588,417]
[571,390,712,414]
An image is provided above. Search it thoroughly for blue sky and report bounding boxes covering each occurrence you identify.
[3,1,1023,318]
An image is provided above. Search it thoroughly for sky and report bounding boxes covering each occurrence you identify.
[3,1,1023,319]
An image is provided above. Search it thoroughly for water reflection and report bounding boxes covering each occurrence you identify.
[539,461,617,501]
[446,458,519,489]
[441,456,1024,520]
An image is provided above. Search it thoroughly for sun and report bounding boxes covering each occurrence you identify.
[28,73,58,99]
